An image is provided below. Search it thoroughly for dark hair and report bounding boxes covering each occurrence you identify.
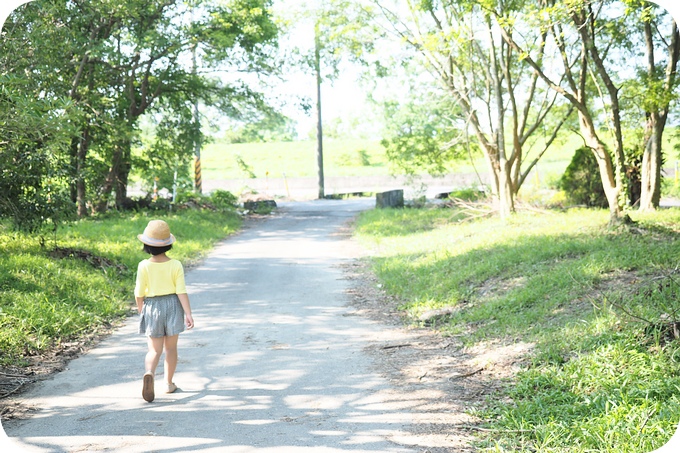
[143,244,173,256]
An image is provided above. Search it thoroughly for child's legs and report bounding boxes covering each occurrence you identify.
[145,336,165,374]
[163,335,179,384]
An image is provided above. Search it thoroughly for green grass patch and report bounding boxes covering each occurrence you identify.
[197,130,680,205]
[201,139,389,180]
[0,209,241,366]
[354,206,680,452]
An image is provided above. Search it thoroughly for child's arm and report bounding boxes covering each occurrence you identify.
[136,297,144,314]
[178,293,194,329]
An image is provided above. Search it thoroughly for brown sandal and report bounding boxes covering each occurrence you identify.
[142,372,155,402]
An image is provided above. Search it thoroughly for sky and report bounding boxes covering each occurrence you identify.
[267,0,378,139]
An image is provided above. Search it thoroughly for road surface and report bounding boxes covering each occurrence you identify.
[1,198,419,453]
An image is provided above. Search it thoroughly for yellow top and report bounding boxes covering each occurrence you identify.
[134,259,187,298]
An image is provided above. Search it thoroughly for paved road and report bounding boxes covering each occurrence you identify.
[1,199,417,453]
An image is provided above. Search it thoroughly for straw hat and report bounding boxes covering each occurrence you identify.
[137,220,175,247]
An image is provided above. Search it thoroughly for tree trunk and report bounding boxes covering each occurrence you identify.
[69,59,95,218]
[76,132,88,217]
[573,6,627,222]
[69,138,78,204]
[95,143,122,213]
[639,116,662,211]
[488,17,514,218]
[639,19,679,211]
[478,140,515,217]
[114,140,131,209]
[95,137,132,213]
[498,164,515,218]
[639,18,661,212]
[577,112,622,221]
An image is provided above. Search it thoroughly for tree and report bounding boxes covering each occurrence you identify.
[633,1,680,210]
[0,1,34,31]
[0,76,77,231]
[94,0,279,211]
[380,80,470,177]
[223,112,297,143]
[495,0,679,222]
[373,0,573,217]
[0,3,81,229]
[3,0,279,216]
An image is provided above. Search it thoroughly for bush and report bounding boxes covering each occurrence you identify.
[448,188,486,202]
[334,149,372,167]
[559,147,608,208]
[210,190,238,211]
[661,176,680,199]
[172,190,238,212]
[120,195,152,211]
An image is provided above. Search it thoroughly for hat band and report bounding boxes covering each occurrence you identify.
[138,234,174,246]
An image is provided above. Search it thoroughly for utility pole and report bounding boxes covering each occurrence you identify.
[192,41,202,194]
[314,20,325,199]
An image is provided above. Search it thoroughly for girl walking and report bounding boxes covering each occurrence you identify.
[135,220,194,402]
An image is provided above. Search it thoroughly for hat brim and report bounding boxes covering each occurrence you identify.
[137,233,175,247]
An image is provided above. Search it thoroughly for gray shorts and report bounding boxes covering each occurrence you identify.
[138,294,185,337]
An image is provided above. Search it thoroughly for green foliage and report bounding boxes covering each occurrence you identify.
[209,189,239,210]
[0,74,78,232]
[236,154,257,178]
[447,188,486,201]
[559,145,644,208]
[661,174,680,199]
[170,189,239,213]
[223,112,297,143]
[354,207,680,452]
[381,96,468,176]
[199,0,278,60]
[136,96,200,196]
[287,0,380,80]
[0,209,241,366]
[334,148,371,167]
[559,147,608,208]
[244,200,276,215]
[3,0,281,216]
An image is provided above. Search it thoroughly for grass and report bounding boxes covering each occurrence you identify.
[0,209,241,367]
[201,138,390,180]
[198,130,680,205]
[354,206,680,452]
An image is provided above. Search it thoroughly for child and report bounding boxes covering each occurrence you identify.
[135,219,194,402]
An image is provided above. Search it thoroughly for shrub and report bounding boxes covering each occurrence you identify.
[559,147,608,208]
[449,188,486,202]
[210,190,238,210]
[172,192,211,211]
[235,155,256,178]
[120,195,152,211]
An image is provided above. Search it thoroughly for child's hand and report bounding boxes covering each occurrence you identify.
[185,313,194,329]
